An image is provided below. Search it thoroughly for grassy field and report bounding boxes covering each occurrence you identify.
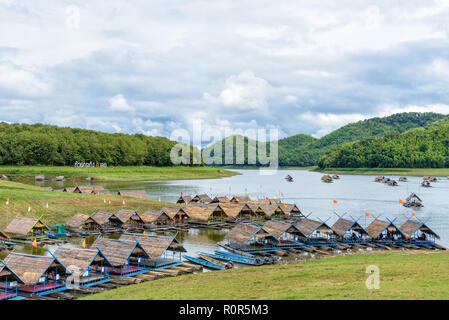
[0,166,239,182]
[82,251,449,300]
[316,167,449,177]
[0,180,175,228]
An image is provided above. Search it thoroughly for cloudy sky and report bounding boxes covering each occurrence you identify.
[1,0,449,142]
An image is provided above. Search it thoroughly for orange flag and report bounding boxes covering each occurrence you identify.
[365,212,370,217]
[333,200,338,204]
[32,238,37,248]
[82,239,86,248]
[399,199,404,204]
[244,225,247,231]
[283,204,287,209]
[412,212,416,217]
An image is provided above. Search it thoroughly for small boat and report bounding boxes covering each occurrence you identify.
[212,250,264,265]
[285,175,294,182]
[183,255,226,270]
[421,180,431,187]
[198,253,234,269]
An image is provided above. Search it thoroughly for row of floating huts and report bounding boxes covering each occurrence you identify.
[0,233,187,300]
[223,217,441,254]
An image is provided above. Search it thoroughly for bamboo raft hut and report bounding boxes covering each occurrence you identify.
[230,195,251,203]
[332,174,340,180]
[399,220,440,246]
[141,210,173,226]
[321,175,333,183]
[259,204,286,220]
[399,177,408,182]
[183,204,228,224]
[91,238,150,277]
[283,204,304,220]
[176,195,192,205]
[374,176,385,182]
[4,216,50,240]
[223,223,277,253]
[210,196,231,204]
[387,179,398,186]
[117,190,148,200]
[293,218,338,246]
[262,221,305,249]
[403,193,423,208]
[74,186,105,194]
[65,213,102,231]
[115,209,145,228]
[421,180,431,187]
[53,247,112,287]
[120,234,186,269]
[365,218,405,245]
[160,206,190,224]
[4,253,68,296]
[191,194,212,204]
[332,218,370,244]
[0,261,24,300]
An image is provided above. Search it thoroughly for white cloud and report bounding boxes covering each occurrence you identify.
[0,64,51,97]
[204,70,271,110]
[108,94,134,112]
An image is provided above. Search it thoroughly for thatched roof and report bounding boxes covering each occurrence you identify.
[66,213,90,228]
[230,196,251,203]
[115,209,144,224]
[160,206,189,220]
[294,218,336,237]
[332,218,368,237]
[365,219,405,239]
[92,189,111,195]
[90,211,114,226]
[405,193,423,202]
[259,204,285,218]
[120,234,186,258]
[262,220,303,238]
[54,247,112,274]
[4,253,66,285]
[63,187,76,192]
[91,238,149,266]
[217,203,246,219]
[183,204,223,221]
[176,196,192,204]
[140,210,172,223]
[192,194,212,203]
[118,190,148,200]
[224,223,274,244]
[399,220,440,239]
[0,230,10,241]
[74,186,105,193]
[4,217,49,236]
[210,197,231,203]
[0,261,23,283]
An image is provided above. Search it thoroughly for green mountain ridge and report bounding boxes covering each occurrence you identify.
[201,112,446,167]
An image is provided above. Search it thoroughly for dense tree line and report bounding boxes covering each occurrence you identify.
[0,123,180,166]
[278,112,446,167]
[318,121,449,168]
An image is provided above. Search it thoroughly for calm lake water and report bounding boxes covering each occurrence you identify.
[30,169,449,249]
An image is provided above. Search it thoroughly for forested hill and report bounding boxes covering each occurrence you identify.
[278,112,446,166]
[318,118,449,168]
[0,123,179,166]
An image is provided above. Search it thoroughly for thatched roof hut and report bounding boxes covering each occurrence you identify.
[90,211,115,226]
[399,177,407,182]
[66,213,90,228]
[4,216,49,238]
[91,238,150,267]
[321,175,333,183]
[54,247,112,278]
[0,230,10,241]
[74,186,105,194]
[282,204,303,218]
[387,179,398,186]
[224,223,275,244]
[217,203,245,220]
[115,209,145,225]
[259,204,286,219]
[183,204,227,222]
[262,220,304,239]
[191,194,212,203]
[406,193,423,202]
[4,253,67,285]
[160,206,190,222]
[399,220,440,241]
[210,196,231,203]
[176,196,192,205]
[140,210,172,224]
[63,187,76,192]
[374,176,385,182]
[120,234,186,258]
[365,219,405,240]
[332,218,369,239]
[0,260,24,286]
[230,196,251,203]
[91,189,111,195]
[117,190,148,200]
[404,193,423,208]
[294,218,337,238]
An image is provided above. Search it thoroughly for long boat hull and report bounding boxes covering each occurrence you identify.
[183,255,226,270]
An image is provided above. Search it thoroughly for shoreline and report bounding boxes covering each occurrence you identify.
[314,167,449,177]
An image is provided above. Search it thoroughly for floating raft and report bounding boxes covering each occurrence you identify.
[183,255,226,270]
